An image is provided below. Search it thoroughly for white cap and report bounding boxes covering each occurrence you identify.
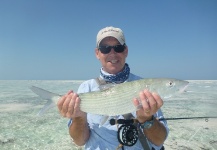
[96,26,125,47]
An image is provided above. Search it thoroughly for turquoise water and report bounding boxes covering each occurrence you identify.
[0,80,217,150]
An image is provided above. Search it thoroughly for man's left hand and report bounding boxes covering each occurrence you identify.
[133,89,163,123]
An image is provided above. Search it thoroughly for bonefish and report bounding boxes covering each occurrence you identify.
[30,78,188,116]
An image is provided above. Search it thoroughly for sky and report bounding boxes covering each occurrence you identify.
[0,0,216,80]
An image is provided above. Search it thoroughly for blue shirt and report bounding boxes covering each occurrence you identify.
[69,73,169,150]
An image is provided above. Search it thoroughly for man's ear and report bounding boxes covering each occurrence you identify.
[95,48,100,59]
[124,46,128,57]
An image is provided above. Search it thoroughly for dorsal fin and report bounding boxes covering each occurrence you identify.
[95,78,117,91]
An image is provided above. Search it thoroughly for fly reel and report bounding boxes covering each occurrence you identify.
[110,118,139,146]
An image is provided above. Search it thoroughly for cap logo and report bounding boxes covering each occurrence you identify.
[101,29,120,35]
[96,26,125,47]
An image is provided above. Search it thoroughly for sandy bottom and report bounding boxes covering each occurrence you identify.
[164,119,217,150]
[0,103,32,112]
[0,80,216,150]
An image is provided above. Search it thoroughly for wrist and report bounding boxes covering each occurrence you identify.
[71,112,87,121]
[73,115,87,122]
[139,116,155,130]
[138,115,153,124]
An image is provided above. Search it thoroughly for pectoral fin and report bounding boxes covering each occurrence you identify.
[100,116,110,126]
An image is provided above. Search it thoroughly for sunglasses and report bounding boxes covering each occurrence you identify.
[98,44,126,54]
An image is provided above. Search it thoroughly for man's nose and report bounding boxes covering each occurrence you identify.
[109,48,116,54]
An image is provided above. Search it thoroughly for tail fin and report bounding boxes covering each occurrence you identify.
[30,86,61,115]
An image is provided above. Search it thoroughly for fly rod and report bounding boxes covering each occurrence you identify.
[159,116,217,121]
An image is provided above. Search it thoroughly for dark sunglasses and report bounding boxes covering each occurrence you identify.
[98,44,126,54]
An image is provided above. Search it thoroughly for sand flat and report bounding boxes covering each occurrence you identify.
[0,103,31,112]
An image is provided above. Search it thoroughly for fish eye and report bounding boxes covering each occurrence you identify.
[167,81,174,87]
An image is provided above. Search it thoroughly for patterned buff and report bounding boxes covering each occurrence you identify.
[100,63,130,83]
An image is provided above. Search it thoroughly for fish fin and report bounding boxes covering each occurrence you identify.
[135,98,143,110]
[98,84,116,91]
[30,86,61,100]
[30,86,61,115]
[37,100,56,116]
[94,77,117,91]
[136,104,143,110]
[100,116,109,126]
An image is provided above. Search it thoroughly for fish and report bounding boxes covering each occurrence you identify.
[30,78,188,116]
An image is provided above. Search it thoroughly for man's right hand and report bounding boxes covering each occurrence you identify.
[57,91,86,119]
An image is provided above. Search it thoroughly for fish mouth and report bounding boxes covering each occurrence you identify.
[179,81,189,93]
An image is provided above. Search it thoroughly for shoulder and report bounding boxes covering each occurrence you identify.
[128,73,143,81]
[77,79,99,93]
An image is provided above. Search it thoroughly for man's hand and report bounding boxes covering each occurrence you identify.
[133,89,163,123]
[57,91,86,119]
[57,91,89,146]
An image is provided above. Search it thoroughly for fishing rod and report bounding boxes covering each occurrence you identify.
[158,116,217,122]
[110,116,217,125]
[110,116,217,147]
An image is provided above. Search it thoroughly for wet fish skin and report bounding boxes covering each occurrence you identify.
[30,78,188,116]
[79,78,188,116]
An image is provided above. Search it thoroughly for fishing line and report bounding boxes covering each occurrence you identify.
[187,125,203,143]
[158,116,217,121]
[111,116,217,149]
[161,116,217,148]
[186,116,213,148]
[110,116,217,125]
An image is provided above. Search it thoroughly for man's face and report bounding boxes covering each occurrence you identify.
[95,37,128,74]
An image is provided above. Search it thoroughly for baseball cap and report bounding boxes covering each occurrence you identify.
[96,26,125,47]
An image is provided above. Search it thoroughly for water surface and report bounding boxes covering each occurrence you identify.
[0,80,216,150]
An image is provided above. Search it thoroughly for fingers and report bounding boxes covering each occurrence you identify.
[74,96,81,111]
[140,91,151,113]
[152,92,164,108]
[133,98,140,107]
[62,93,73,116]
[144,90,158,112]
[66,93,80,118]
[133,98,143,110]
[65,93,77,118]
[139,89,163,114]
[57,90,73,111]
[57,90,85,119]
[57,90,77,118]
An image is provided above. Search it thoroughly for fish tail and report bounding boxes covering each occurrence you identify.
[30,86,61,115]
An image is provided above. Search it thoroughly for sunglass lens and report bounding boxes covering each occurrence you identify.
[99,45,125,54]
[114,45,125,53]
[99,46,111,54]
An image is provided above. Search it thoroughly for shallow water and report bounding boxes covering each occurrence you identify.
[0,80,217,150]
[163,80,217,150]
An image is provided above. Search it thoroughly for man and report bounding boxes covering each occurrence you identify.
[57,26,168,150]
